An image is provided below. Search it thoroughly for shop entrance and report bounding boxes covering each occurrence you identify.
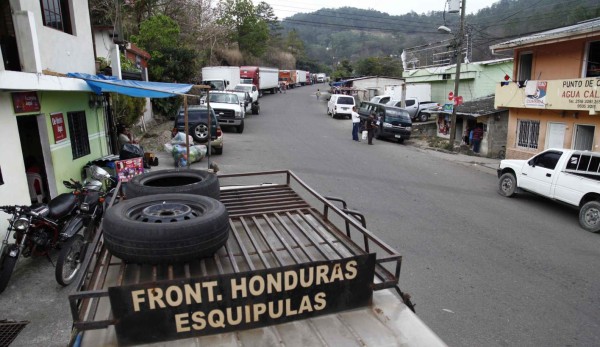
[17,115,49,202]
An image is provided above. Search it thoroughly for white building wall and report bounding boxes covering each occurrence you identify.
[0,94,31,240]
[12,0,95,74]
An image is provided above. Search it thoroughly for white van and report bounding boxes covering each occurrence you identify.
[327,94,355,119]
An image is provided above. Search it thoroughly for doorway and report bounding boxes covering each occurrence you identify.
[573,124,595,151]
[546,122,566,149]
[17,115,49,202]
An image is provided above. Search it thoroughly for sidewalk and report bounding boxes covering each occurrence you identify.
[416,144,500,175]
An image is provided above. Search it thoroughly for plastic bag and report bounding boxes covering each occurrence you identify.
[361,130,368,140]
[171,132,193,145]
[171,144,207,167]
[119,143,144,160]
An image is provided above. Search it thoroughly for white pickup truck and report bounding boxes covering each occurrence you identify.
[497,149,600,232]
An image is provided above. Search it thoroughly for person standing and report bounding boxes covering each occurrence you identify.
[472,125,484,153]
[366,113,377,145]
[351,106,361,142]
[316,89,321,101]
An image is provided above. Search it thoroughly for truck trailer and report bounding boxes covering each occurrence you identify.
[240,66,280,96]
[202,66,241,91]
[295,70,307,87]
[278,70,296,89]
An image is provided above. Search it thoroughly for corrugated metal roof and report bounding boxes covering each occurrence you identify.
[423,95,504,117]
[491,18,600,52]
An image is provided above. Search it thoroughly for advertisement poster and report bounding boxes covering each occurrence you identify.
[524,81,547,108]
[12,91,41,113]
[115,158,144,182]
[50,113,67,143]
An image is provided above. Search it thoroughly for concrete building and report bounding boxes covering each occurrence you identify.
[0,1,109,237]
[492,18,600,159]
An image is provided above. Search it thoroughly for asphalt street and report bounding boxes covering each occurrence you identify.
[1,84,599,346]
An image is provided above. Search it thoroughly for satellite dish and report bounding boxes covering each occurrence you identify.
[438,25,452,34]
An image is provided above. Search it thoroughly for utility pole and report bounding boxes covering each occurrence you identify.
[448,0,466,148]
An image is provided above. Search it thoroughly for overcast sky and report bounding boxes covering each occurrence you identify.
[253,0,496,20]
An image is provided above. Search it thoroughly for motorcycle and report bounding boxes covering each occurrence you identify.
[0,167,113,293]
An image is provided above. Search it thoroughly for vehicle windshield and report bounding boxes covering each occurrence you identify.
[240,78,253,84]
[204,80,224,90]
[337,97,354,105]
[233,92,247,102]
[209,93,239,104]
[384,109,411,123]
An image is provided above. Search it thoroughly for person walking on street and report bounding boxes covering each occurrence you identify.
[366,113,377,145]
[316,89,321,101]
[472,125,484,153]
[351,106,361,142]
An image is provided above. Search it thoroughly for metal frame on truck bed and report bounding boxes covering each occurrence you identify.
[68,170,443,346]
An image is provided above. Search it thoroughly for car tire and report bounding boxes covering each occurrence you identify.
[102,194,230,264]
[252,104,260,115]
[191,123,209,142]
[419,112,429,122]
[579,200,600,233]
[126,169,220,200]
[397,138,404,144]
[498,172,517,197]
[237,121,245,133]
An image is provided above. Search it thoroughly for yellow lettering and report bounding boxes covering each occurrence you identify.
[314,292,326,310]
[345,260,357,280]
[329,264,344,282]
[175,313,191,332]
[297,295,313,314]
[148,288,166,310]
[203,281,218,302]
[315,265,329,285]
[165,285,183,307]
[245,304,252,323]
[184,283,202,304]
[191,311,206,330]
[208,309,226,328]
[266,273,282,294]
[285,298,298,315]
[131,289,146,312]
[299,267,314,287]
[230,278,247,299]
[284,270,298,290]
[253,303,267,321]
[249,275,265,296]
[268,299,284,319]
[226,307,243,325]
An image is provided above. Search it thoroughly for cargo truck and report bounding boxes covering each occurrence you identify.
[278,70,296,89]
[68,170,446,347]
[296,70,307,87]
[202,66,241,91]
[240,66,279,96]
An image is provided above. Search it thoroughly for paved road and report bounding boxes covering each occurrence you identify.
[2,84,599,346]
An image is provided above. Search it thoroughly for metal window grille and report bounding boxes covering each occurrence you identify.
[40,0,64,31]
[517,119,539,149]
[67,111,90,159]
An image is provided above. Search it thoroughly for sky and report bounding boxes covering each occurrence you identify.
[252,0,496,20]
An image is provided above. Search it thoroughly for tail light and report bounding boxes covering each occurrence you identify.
[216,128,222,137]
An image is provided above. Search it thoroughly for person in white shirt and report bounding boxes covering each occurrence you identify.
[351,106,361,142]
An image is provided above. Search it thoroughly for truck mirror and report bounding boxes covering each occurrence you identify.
[528,159,535,167]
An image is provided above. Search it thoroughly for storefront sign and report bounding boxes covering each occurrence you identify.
[12,92,41,113]
[558,78,600,111]
[109,254,376,346]
[524,81,548,108]
[50,113,67,143]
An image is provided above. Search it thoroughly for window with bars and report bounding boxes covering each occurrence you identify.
[67,111,90,159]
[517,119,540,149]
[40,0,72,34]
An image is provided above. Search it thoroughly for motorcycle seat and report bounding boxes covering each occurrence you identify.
[48,193,78,219]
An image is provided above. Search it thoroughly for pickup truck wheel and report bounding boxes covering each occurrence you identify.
[498,172,517,197]
[192,123,209,142]
[126,169,220,200]
[419,112,429,122]
[579,201,600,233]
[251,104,260,115]
[237,121,245,133]
[103,194,230,264]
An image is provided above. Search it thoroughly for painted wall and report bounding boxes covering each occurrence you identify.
[0,93,31,240]
[12,0,95,74]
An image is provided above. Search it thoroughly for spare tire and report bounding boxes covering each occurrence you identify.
[102,194,229,264]
[126,169,219,200]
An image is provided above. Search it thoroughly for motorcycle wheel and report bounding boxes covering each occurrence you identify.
[0,252,18,293]
[55,234,85,286]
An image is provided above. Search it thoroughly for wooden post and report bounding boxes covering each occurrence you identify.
[184,95,190,168]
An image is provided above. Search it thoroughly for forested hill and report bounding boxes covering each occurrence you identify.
[281,0,600,66]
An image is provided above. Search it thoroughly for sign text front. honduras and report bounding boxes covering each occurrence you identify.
[109,254,376,346]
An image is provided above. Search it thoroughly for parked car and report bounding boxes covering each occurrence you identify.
[228,89,251,113]
[327,94,355,119]
[173,105,224,154]
[370,95,393,104]
[386,98,439,122]
[234,83,260,115]
[358,102,412,143]
[202,91,245,133]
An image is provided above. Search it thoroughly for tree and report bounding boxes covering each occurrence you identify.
[355,56,403,77]
[218,0,271,58]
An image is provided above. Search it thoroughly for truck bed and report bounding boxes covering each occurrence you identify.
[69,170,444,346]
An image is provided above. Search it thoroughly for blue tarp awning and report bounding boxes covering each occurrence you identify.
[331,80,349,87]
[67,73,194,98]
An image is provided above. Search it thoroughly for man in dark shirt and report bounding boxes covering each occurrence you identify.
[472,125,484,153]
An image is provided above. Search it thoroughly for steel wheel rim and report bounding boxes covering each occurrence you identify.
[585,206,600,226]
[128,201,205,223]
[194,124,208,140]
[501,178,513,193]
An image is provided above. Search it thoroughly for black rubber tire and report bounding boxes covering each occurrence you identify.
[397,138,405,144]
[126,169,220,200]
[213,146,223,155]
[252,104,260,115]
[498,172,517,197]
[0,252,17,294]
[237,121,245,133]
[419,112,429,122]
[579,200,600,233]
[102,194,230,264]
[55,234,85,286]
[191,123,209,143]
